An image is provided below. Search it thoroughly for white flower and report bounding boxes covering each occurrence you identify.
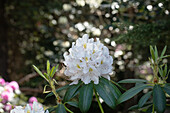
[64,34,113,84]
[10,106,25,113]
[10,102,48,113]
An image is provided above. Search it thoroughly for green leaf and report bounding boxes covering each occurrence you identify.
[65,101,78,108]
[128,104,138,110]
[150,46,155,62]
[118,79,147,83]
[50,66,55,77]
[94,80,116,109]
[138,91,152,108]
[63,82,81,102]
[128,101,152,110]
[164,64,167,77]
[46,84,69,98]
[111,80,127,91]
[117,84,150,104]
[160,55,170,59]
[160,46,167,58]
[43,85,51,94]
[163,83,170,95]
[154,46,158,61]
[153,85,166,113]
[56,104,67,113]
[79,83,93,113]
[100,77,121,99]
[47,60,50,75]
[33,65,48,82]
[44,73,49,80]
[159,67,163,77]
[51,64,59,78]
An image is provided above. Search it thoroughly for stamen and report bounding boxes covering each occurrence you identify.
[101,60,103,64]
[85,57,88,61]
[77,64,81,68]
[89,68,93,72]
[83,43,87,48]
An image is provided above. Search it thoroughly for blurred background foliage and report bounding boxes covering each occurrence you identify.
[0,0,169,112]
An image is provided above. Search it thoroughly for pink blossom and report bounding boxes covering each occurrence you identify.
[29,97,38,103]
[8,81,19,90]
[1,91,10,101]
[29,103,33,109]
[4,85,13,93]
[4,104,12,111]
[0,78,5,85]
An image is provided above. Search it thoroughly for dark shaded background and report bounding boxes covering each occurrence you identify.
[0,0,169,112]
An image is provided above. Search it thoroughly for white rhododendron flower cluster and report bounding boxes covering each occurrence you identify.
[10,101,49,113]
[64,34,113,84]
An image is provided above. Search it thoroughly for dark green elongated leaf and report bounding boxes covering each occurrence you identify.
[150,46,155,61]
[56,104,67,113]
[111,80,127,91]
[117,84,150,104]
[118,79,147,83]
[66,101,78,108]
[163,83,170,95]
[33,65,48,82]
[153,85,166,113]
[94,81,116,109]
[46,84,69,98]
[100,77,121,99]
[51,64,59,78]
[47,60,50,75]
[79,83,93,113]
[135,82,144,87]
[63,82,81,102]
[128,104,138,110]
[160,46,167,58]
[128,101,153,110]
[138,91,152,108]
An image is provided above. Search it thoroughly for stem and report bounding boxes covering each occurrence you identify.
[64,105,73,113]
[94,88,104,113]
[50,81,62,104]
[152,104,155,113]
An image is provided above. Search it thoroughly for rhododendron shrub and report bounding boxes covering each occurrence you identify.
[22,34,169,113]
[0,78,21,112]
[33,34,122,113]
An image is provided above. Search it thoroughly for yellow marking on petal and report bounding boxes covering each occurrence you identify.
[85,57,88,61]
[77,64,81,68]
[83,43,87,49]
[89,68,93,72]
[27,111,30,113]
[101,60,103,64]
[93,50,95,54]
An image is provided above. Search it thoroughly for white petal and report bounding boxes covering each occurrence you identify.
[81,76,91,84]
[70,80,79,85]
